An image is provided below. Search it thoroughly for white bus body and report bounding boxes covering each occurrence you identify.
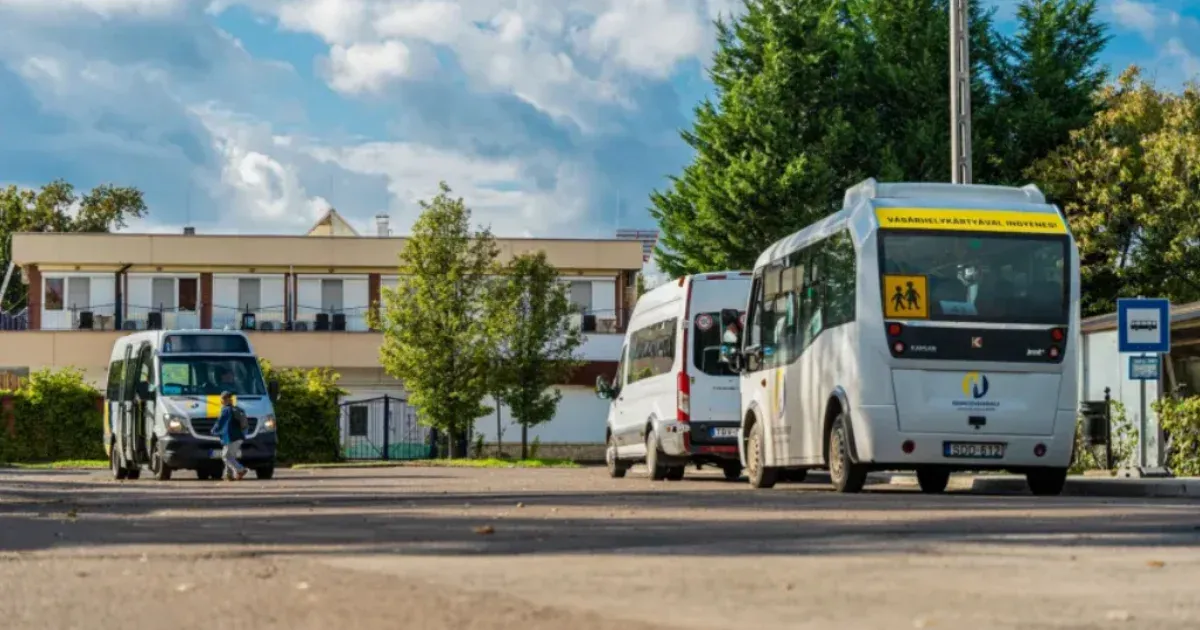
[598,272,752,481]
[733,179,1081,495]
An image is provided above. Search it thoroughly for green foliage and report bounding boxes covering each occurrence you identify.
[492,251,585,434]
[1152,396,1200,477]
[259,359,343,464]
[650,0,1108,277]
[473,432,486,459]
[1033,68,1200,316]
[1070,400,1135,474]
[529,435,541,460]
[0,368,105,462]
[375,182,499,457]
[0,180,147,310]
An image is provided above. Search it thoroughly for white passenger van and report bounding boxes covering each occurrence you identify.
[596,272,752,481]
[721,179,1081,495]
[104,330,281,481]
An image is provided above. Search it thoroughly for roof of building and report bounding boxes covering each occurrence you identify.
[306,208,360,237]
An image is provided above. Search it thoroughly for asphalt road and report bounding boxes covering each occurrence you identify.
[2,465,1198,630]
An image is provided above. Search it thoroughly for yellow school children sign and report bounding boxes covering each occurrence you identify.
[883,275,929,319]
[875,208,1067,234]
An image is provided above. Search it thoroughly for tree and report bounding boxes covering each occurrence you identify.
[649,0,1107,277]
[0,180,147,311]
[374,183,499,458]
[492,252,585,459]
[1032,67,1200,316]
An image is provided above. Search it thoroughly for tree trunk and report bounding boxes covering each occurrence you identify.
[521,424,528,460]
[495,400,503,457]
[448,428,460,459]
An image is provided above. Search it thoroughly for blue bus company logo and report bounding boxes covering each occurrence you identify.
[954,372,999,410]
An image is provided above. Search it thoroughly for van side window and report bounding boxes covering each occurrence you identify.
[614,344,628,387]
[106,360,124,400]
[628,318,677,383]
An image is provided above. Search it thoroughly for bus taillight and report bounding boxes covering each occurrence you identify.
[887,322,903,337]
[1048,346,1061,359]
[892,341,905,355]
[1051,327,1065,342]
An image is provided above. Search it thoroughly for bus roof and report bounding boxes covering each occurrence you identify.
[753,178,1065,269]
[107,329,255,361]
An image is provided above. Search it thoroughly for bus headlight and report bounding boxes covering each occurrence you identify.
[166,415,187,434]
[261,414,276,432]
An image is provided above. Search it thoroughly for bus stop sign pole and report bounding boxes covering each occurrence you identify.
[1117,297,1171,478]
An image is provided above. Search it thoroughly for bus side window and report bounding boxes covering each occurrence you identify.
[745,275,764,367]
[106,360,123,400]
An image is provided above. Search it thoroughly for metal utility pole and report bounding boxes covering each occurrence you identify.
[949,0,973,184]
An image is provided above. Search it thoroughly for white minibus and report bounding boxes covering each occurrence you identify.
[596,272,752,481]
[721,179,1081,495]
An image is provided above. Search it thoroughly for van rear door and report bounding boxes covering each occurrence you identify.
[685,274,751,429]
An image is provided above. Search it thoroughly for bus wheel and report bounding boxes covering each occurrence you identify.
[645,433,668,481]
[916,468,950,494]
[746,421,778,489]
[1025,468,1067,496]
[828,415,867,493]
[606,435,628,479]
[110,446,129,481]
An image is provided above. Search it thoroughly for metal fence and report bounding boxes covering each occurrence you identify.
[338,395,433,460]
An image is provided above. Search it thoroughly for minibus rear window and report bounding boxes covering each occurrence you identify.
[693,311,741,377]
[162,334,250,354]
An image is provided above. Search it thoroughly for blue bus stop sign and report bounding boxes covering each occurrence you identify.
[1117,298,1171,354]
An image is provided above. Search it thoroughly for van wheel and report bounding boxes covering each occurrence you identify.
[916,468,951,494]
[722,464,743,481]
[828,414,867,493]
[606,435,628,479]
[665,465,685,481]
[645,433,667,481]
[1026,468,1068,496]
[746,421,778,489]
[110,445,129,481]
[150,448,172,481]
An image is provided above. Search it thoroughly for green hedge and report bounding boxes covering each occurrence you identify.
[1070,400,1136,474]
[259,359,344,464]
[1151,396,1200,477]
[0,368,105,462]
[1,364,344,465]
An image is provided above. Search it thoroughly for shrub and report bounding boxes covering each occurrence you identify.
[259,360,344,464]
[0,368,105,462]
[1070,400,1136,474]
[1151,396,1200,477]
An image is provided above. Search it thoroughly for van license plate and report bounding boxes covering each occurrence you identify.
[943,442,1005,459]
[711,428,738,439]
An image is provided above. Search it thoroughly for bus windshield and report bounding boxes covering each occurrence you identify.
[879,232,1068,325]
[159,356,267,397]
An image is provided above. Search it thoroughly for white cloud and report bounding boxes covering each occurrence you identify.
[0,0,185,17]
[1162,38,1200,83]
[325,40,412,94]
[582,0,706,78]
[1110,0,1162,39]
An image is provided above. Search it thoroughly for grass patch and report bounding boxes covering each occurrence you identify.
[292,458,581,470]
[0,459,109,470]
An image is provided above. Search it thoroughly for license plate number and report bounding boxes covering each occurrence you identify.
[944,442,1005,459]
[711,427,738,439]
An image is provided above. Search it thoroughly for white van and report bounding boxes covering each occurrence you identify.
[596,272,752,481]
[104,330,281,481]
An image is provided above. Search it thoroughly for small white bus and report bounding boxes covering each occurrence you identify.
[721,179,1081,495]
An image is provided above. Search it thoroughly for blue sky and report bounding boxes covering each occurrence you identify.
[0,0,1195,238]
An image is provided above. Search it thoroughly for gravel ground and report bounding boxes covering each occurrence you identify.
[2,465,1198,630]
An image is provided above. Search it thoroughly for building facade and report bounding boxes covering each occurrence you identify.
[2,221,640,454]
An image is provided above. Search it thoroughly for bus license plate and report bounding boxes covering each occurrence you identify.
[943,442,1005,459]
[711,427,738,439]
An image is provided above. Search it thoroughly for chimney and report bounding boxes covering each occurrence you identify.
[375,213,390,237]
[183,226,195,235]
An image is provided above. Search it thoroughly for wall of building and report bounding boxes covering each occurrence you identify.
[1079,329,1163,467]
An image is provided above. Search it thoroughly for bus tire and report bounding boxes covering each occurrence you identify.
[916,467,950,494]
[829,415,867,493]
[110,445,129,481]
[646,432,668,481]
[1025,468,1067,496]
[746,420,778,489]
[606,434,628,478]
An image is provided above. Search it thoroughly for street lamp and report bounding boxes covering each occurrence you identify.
[950,0,973,184]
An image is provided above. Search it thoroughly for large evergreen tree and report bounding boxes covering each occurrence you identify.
[650,0,1108,277]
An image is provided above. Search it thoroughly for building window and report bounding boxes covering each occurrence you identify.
[237,278,261,312]
[179,278,198,312]
[151,278,176,311]
[45,278,64,311]
[67,277,90,311]
[348,406,369,436]
[321,279,343,313]
[569,281,591,313]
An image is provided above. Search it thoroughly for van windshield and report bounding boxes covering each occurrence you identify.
[159,356,266,397]
[693,311,742,377]
[879,232,1069,325]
